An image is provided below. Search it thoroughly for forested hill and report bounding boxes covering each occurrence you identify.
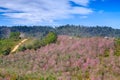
[0,25,120,38]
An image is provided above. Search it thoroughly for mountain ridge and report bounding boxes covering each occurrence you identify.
[0,25,120,38]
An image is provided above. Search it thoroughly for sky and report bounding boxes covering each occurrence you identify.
[0,0,120,28]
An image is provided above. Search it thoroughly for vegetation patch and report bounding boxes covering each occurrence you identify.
[114,38,120,56]
[18,32,57,51]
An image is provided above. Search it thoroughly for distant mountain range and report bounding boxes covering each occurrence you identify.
[0,25,120,38]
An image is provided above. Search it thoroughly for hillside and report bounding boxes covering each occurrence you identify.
[1,25,120,38]
[0,35,120,80]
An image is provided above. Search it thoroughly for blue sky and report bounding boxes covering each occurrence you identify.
[0,0,120,29]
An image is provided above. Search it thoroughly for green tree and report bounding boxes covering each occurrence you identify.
[43,32,57,45]
[9,32,20,40]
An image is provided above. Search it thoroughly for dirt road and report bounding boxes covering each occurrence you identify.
[11,39,28,53]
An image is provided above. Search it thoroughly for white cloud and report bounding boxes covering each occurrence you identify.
[69,7,92,14]
[0,0,93,25]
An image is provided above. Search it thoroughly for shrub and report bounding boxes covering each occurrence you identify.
[104,49,109,57]
[114,39,120,56]
[26,39,42,50]
[2,47,11,55]
[32,40,41,50]
[18,46,26,51]
[26,44,33,50]
[43,32,57,45]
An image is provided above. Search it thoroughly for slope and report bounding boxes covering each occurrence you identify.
[0,36,120,80]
